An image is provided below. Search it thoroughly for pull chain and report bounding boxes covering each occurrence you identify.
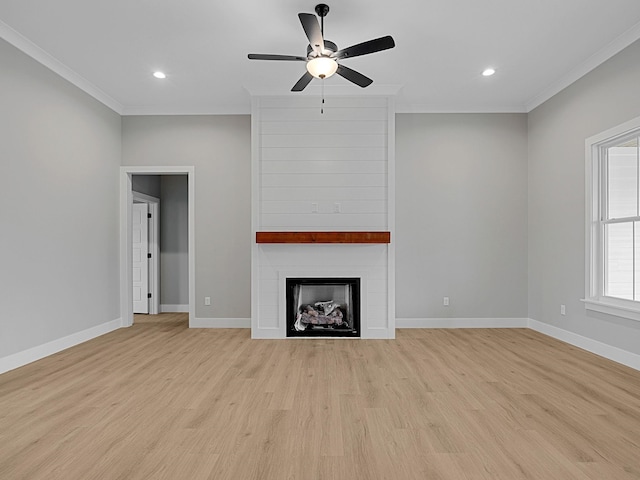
[320,9,326,114]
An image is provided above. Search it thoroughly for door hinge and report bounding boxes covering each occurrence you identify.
[148,213,152,219]
[148,253,152,258]
[148,293,152,299]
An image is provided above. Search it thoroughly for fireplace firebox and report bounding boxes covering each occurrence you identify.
[286,278,361,337]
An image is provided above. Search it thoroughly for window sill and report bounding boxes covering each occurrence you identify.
[582,298,640,322]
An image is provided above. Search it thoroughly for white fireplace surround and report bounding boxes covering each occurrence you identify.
[254,244,392,338]
[250,94,396,339]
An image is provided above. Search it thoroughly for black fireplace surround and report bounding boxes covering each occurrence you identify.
[286,277,361,337]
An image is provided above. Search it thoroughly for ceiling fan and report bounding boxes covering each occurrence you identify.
[247,3,395,92]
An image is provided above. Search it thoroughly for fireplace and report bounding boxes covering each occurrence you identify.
[250,94,395,339]
[286,277,361,337]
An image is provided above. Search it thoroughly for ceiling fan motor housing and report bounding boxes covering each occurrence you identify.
[307,40,337,58]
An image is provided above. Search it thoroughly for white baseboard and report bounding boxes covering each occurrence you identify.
[160,304,189,313]
[4,316,638,375]
[527,318,640,372]
[0,318,122,375]
[396,318,529,328]
[190,317,251,328]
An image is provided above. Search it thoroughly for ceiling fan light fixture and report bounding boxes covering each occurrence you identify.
[306,56,338,79]
[248,5,395,91]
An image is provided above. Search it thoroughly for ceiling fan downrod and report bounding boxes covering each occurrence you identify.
[315,4,329,36]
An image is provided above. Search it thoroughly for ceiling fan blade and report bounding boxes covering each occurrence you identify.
[291,72,313,92]
[333,35,395,60]
[336,64,373,88]
[248,54,307,61]
[298,13,324,54]
[291,71,314,92]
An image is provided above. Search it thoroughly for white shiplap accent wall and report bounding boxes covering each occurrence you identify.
[251,94,395,339]
[258,96,389,231]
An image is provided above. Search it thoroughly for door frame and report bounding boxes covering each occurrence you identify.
[120,166,195,327]
[132,191,160,315]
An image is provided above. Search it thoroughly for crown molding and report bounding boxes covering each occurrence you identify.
[395,103,527,114]
[121,104,252,116]
[0,20,124,114]
[4,14,639,117]
[525,20,640,112]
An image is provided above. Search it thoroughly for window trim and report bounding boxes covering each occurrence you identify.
[584,114,640,321]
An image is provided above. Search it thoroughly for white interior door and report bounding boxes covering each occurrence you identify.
[132,203,149,314]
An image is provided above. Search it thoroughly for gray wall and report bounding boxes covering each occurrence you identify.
[5,24,639,361]
[132,174,161,198]
[160,175,189,306]
[396,113,529,319]
[121,115,251,320]
[528,38,640,354]
[122,112,529,321]
[0,39,121,358]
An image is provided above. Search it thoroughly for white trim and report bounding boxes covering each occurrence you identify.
[582,298,640,322]
[5,8,639,117]
[525,21,640,111]
[586,113,640,146]
[120,172,134,326]
[128,102,528,116]
[528,319,640,372]
[4,316,638,373]
[160,304,190,313]
[120,166,196,328]
[584,114,640,322]
[395,104,527,114]
[386,96,397,339]
[148,201,160,315]
[250,328,283,339]
[121,105,252,116]
[0,20,124,114]
[250,96,261,340]
[0,318,122,374]
[190,318,251,328]
[364,328,398,339]
[396,318,529,328]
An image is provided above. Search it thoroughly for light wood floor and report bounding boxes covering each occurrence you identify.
[1,314,640,480]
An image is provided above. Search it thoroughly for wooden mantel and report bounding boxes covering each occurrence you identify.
[256,231,391,244]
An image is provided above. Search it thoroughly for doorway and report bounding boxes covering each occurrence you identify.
[120,166,195,327]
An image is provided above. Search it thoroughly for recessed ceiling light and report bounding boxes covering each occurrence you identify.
[153,71,166,79]
[482,68,496,77]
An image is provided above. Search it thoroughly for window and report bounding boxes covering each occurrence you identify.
[585,116,640,321]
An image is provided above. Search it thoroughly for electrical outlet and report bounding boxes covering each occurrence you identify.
[204,297,211,306]
[443,296,449,306]
[560,304,566,315]
[311,202,319,213]
[334,202,341,213]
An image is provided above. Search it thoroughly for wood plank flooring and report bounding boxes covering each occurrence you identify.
[1,314,640,479]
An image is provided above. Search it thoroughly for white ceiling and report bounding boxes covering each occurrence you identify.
[2,0,640,115]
